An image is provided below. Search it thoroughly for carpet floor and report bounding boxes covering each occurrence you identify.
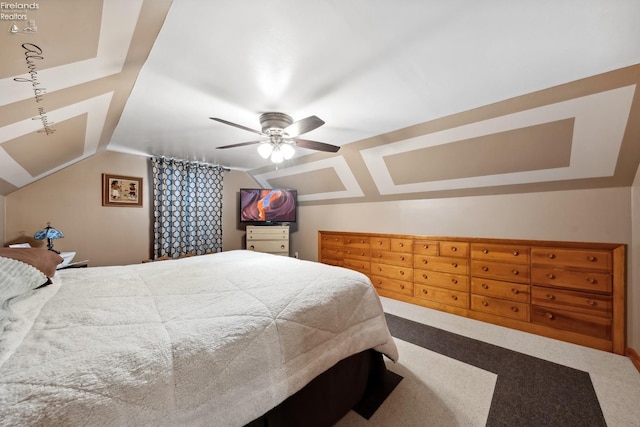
[336,297,640,427]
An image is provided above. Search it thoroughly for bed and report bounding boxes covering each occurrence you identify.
[0,249,398,426]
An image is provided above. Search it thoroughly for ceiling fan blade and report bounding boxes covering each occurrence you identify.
[216,140,262,149]
[285,115,325,137]
[210,117,264,136]
[293,138,340,153]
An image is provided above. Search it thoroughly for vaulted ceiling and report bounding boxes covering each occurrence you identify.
[1,0,639,205]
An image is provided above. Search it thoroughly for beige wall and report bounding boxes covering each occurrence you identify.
[222,170,260,251]
[4,151,152,266]
[291,187,637,351]
[4,152,259,266]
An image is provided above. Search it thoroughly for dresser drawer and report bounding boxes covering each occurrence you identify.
[320,258,343,267]
[471,277,530,303]
[320,234,344,247]
[371,262,413,282]
[344,236,370,248]
[471,294,529,322]
[370,237,391,251]
[414,284,468,309]
[414,255,468,274]
[531,305,611,340]
[247,229,289,240]
[390,238,413,253]
[414,269,469,292]
[371,275,413,296]
[471,260,529,284]
[321,247,343,260]
[343,258,370,274]
[248,240,288,252]
[531,268,611,293]
[531,286,612,317]
[440,241,469,258]
[531,248,611,271]
[371,250,413,268]
[413,240,439,255]
[343,247,370,261]
[471,243,530,264]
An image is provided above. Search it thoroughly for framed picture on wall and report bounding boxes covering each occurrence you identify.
[102,174,143,207]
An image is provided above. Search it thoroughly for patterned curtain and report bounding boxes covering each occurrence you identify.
[151,157,225,259]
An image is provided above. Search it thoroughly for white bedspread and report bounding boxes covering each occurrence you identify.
[0,250,398,426]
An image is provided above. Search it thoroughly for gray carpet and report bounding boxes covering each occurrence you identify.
[384,313,607,427]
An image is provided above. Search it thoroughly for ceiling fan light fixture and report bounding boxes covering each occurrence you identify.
[257,143,273,159]
[270,147,284,163]
[280,143,295,160]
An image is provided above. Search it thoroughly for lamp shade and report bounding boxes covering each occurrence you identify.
[34,222,64,252]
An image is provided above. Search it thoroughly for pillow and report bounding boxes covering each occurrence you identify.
[0,256,50,338]
[0,248,63,278]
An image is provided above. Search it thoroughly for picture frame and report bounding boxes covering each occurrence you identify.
[102,174,143,207]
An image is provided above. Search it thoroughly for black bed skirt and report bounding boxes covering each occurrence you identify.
[245,349,385,427]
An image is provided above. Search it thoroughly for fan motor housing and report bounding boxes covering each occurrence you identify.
[259,112,293,134]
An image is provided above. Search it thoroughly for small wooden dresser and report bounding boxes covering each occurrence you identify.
[318,231,626,354]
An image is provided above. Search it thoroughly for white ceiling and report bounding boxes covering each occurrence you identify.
[109,0,640,171]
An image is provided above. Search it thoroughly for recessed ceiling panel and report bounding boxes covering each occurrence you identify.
[253,157,364,202]
[0,2,102,79]
[385,119,574,185]
[266,167,346,195]
[361,85,635,195]
[2,114,87,177]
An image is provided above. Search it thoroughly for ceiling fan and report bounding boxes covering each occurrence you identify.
[210,112,340,163]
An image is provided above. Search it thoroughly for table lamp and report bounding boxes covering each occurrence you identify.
[34,222,64,253]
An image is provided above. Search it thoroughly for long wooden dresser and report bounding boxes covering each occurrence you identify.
[318,231,626,354]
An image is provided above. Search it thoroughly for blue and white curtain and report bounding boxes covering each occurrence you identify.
[151,157,225,259]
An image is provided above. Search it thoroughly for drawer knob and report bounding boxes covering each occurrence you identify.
[400,284,405,289]
[451,247,458,252]
[422,274,428,279]
[547,253,556,259]
[586,277,597,284]
[377,254,382,258]
[399,242,404,247]
[400,271,405,276]
[423,244,429,249]
[360,240,365,244]
[482,266,489,272]
[482,283,489,289]
[545,312,554,319]
[452,263,458,268]
[422,289,428,295]
[360,252,365,256]
[546,273,555,279]
[511,269,519,275]
[250,245,255,250]
[546,294,555,300]
[482,249,489,254]
[452,279,458,284]
[422,259,428,264]
[511,288,519,294]
[511,306,519,313]
[451,295,458,301]
[377,280,382,285]
[400,256,405,261]
[587,299,596,306]
[378,241,383,245]
[587,255,597,262]
[281,245,285,249]
[378,267,382,271]
[481,300,488,306]
[513,250,519,256]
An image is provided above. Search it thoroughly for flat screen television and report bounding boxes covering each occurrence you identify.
[239,188,297,223]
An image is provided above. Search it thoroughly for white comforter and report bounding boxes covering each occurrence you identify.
[0,250,398,426]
